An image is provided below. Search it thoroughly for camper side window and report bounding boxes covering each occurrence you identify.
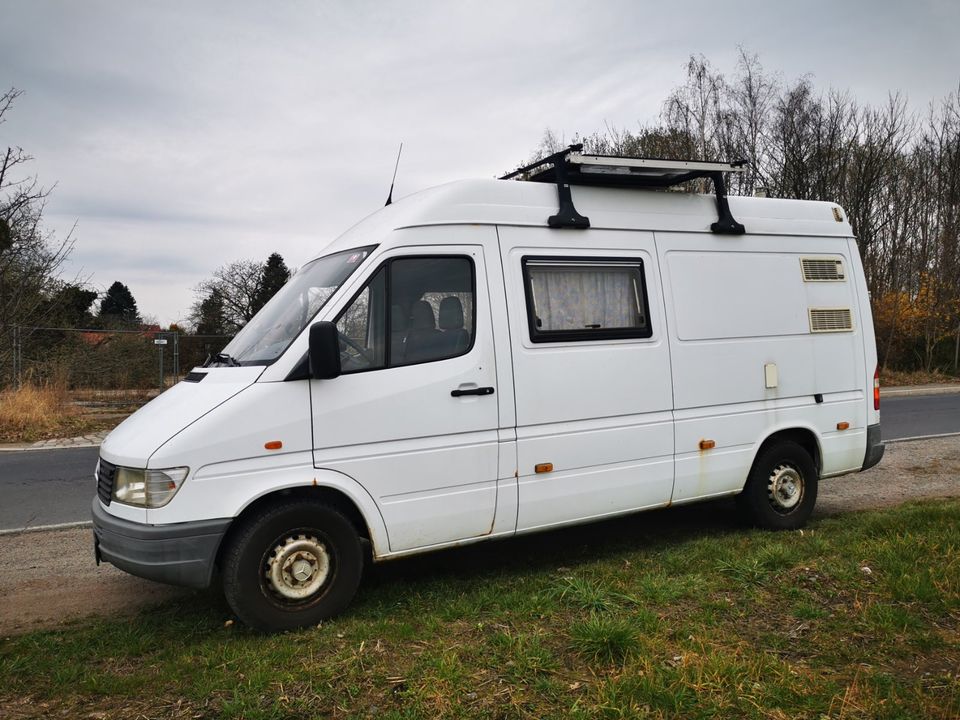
[522,257,652,343]
[334,256,476,373]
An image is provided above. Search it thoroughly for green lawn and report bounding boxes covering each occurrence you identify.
[2,499,958,719]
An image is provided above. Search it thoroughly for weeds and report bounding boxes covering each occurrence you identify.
[0,382,77,441]
[569,614,640,664]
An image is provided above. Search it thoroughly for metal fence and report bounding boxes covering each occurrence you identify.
[2,326,234,391]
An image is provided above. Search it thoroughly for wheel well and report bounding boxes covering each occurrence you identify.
[755,428,822,475]
[216,486,372,569]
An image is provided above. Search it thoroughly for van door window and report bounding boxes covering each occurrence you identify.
[522,257,652,343]
[335,267,387,372]
[334,256,475,372]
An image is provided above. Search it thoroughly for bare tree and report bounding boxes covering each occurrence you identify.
[192,259,265,334]
[520,56,960,373]
[0,88,76,385]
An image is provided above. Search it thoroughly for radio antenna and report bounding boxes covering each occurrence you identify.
[384,142,403,206]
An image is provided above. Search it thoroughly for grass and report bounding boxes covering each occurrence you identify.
[0,383,150,443]
[0,382,83,442]
[1,499,959,719]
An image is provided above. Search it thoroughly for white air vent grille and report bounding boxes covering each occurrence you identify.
[809,308,854,333]
[801,257,845,281]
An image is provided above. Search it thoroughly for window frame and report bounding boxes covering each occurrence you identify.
[521,255,653,344]
[333,253,478,374]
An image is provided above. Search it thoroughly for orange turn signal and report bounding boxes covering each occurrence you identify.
[836,422,849,431]
[264,440,283,450]
[535,463,553,474]
[699,439,716,450]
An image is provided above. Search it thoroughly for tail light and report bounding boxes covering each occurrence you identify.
[873,366,880,411]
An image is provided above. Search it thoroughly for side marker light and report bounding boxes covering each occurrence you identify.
[265,441,283,450]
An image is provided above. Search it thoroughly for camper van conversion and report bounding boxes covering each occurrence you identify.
[92,147,884,631]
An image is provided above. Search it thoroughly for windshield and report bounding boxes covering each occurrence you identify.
[216,246,374,365]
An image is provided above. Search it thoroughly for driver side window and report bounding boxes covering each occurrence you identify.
[334,255,475,374]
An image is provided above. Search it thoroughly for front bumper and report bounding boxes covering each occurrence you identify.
[91,498,231,589]
[861,422,885,471]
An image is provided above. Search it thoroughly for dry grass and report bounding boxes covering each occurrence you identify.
[0,383,152,444]
[0,383,85,443]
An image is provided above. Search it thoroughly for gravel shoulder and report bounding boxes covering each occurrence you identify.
[1,436,957,636]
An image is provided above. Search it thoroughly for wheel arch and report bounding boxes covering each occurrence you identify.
[749,425,823,481]
[216,471,390,570]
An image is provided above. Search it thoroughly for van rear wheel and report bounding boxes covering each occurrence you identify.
[737,440,818,530]
[222,500,363,632]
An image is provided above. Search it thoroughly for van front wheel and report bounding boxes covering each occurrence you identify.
[221,500,363,632]
[737,440,818,530]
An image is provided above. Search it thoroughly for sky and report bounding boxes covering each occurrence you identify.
[2,0,958,326]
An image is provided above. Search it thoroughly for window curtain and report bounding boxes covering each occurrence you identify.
[530,268,637,330]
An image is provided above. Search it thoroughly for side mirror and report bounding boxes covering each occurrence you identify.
[309,321,341,379]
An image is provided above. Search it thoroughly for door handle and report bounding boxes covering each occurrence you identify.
[451,386,495,397]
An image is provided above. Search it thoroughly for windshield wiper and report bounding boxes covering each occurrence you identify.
[205,352,241,367]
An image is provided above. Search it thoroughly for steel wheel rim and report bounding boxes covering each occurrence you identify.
[767,463,804,512]
[263,533,331,602]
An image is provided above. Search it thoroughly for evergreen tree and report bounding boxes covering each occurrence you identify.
[98,281,140,326]
[251,252,290,316]
[193,288,228,335]
[53,284,98,327]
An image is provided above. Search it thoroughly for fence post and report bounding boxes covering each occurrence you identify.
[173,331,180,379]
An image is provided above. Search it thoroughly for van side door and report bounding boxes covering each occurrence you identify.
[499,226,674,531]
[310,232,501,553]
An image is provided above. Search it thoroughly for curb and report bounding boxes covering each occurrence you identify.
[0,436,107,453]
[886,431,960,444]
[881,384,960,397]
[0,441,102,453]
[0,520,93,537]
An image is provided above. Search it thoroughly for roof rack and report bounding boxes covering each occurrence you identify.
[501,144,748,234]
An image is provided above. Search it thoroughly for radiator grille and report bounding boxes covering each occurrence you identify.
[97,458,117,506]
[801,257,845,281]
[809,308,854,333]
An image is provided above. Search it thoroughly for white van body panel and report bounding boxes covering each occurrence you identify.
[94,177,880,576]
[847,238,881,428]
[99,366,264,469]
[656,230,867,504]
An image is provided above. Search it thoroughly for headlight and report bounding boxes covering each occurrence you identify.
[112,466,189,508]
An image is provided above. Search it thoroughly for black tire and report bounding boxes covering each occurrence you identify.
[221,500,363,632]
[736,440,818,530]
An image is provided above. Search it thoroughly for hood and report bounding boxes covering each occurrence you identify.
[99,366,265,468]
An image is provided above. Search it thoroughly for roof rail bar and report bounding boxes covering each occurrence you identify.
[502,144,590,228]
[501,145,748,234]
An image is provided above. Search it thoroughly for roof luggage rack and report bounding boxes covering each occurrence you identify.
[501,144,748,234]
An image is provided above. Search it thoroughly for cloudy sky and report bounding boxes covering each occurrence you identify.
[2,0,958,326]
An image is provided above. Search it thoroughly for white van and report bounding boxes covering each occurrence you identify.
[92,149,884,631]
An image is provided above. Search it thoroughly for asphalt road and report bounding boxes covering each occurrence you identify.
[0,392,957,532]
[0,447,99,531]
[879,393,960,441]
